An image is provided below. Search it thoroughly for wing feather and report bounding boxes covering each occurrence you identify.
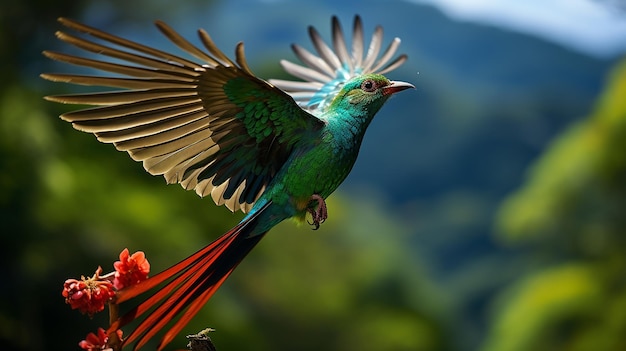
[96,109,207,143]
[351,16,364,68]
[331,16,353,75]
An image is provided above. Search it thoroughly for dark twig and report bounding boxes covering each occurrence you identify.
[187,328,217,351]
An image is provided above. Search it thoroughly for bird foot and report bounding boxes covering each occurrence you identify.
[307,194,327,230]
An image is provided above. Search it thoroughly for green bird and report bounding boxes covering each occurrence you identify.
[42,15,413,350]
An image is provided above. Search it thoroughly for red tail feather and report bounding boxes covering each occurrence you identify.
[110,202,271,350]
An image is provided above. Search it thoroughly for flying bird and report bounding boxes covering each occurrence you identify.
[42,15,413,350]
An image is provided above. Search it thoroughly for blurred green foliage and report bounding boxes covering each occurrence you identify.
[490,59,626,351]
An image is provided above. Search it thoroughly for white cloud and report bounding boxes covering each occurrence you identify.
[408,0,626,57]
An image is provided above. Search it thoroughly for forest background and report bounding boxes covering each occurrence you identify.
[1,1,625,350]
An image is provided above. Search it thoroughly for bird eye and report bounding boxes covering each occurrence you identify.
[361,79,376,92]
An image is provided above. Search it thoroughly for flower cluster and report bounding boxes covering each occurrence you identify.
[62,267,115,317]
[62,248,150,350]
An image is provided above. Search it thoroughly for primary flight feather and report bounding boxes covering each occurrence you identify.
[42,15,413,350]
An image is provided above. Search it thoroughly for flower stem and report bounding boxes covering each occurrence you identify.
[107,302,121,351]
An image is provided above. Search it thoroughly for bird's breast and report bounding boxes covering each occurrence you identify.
[276,130,361,213]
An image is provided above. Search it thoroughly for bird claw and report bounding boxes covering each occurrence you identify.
[307,194,327,230]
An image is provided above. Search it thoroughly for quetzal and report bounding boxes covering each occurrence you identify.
[42,15,413,350]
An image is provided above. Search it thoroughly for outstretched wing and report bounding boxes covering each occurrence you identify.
[42,18,323,213]
[268,15,408,116]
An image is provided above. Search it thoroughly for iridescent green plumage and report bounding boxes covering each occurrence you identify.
[42,16,413,350]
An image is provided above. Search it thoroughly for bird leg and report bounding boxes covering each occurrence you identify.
[307,194,328,230]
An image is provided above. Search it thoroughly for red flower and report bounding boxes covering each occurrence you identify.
[78,328,107,351]
[78,328,123,351]
[62,267,115,317]
[113,248,150,290]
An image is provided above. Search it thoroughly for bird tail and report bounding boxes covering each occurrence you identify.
[110,201,271,351]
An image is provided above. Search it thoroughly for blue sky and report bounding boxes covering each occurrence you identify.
[409,0,626,57]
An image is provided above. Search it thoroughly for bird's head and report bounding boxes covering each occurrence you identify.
[328,74,414,120]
